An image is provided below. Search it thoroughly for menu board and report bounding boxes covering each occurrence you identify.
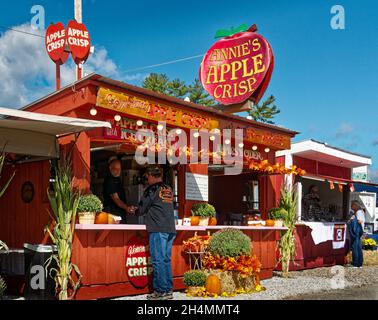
[185,173,208,201]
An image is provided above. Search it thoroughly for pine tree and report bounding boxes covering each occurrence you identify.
[248,95,280,124]
[142,73,216,107]
[188,79,216,107]
[142,73,170,94]
[167,78,188,99]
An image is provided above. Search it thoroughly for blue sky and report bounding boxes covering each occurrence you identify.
[1,0,378,180]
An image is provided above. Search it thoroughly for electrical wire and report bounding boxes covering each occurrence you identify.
[0,24,203,72]
[122,54,204,73]
[0,25,44,38]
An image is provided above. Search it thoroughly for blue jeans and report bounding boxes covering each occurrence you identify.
[149,232,176,293]
[351,237,363,267]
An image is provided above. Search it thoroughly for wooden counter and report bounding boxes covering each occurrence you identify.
[275,222,348,271]
[72,224,287,300]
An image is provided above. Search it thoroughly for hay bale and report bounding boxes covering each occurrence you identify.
[363,250,378,266]
[204,269,256,294]
[346,250,378,266]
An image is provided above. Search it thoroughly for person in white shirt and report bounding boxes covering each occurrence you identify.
[355,205,365,231]
[350,200,365,267]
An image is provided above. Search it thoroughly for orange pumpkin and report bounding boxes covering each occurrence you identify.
[208,217,217,226]
[190,216,200,226]
[205,274,221,295]
[95,212,108,224]
[265,219,275,227]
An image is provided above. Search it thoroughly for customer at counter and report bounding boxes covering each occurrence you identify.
[349,200,365,268]
[102,156,136,223]
[138,165,176,300]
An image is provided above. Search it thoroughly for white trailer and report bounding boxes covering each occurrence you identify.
[350,191,377,232]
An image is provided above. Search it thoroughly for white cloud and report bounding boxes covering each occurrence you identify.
[122,73,148,83]
[0,23,119,108]
[335,123,354,138]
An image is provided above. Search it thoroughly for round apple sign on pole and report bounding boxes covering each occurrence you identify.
[45,22,70,90]
[66,19,91,79]
[199,24,274,107]
[45,22,69,64]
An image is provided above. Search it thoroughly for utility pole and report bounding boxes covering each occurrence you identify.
[74,0,83,80]
[74,0,82,23]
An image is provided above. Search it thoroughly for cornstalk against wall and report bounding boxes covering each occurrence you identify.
[0,148,15,298]
[277,182,298,278]
[0,240,8,298]
[45,160,81,300]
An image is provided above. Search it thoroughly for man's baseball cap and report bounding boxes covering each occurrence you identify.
[145,165,162,177]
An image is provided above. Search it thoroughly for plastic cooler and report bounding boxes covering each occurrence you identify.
[23,243,57,300]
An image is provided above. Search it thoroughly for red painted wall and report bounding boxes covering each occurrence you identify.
[0,161,51,247]
[293,156,351,180]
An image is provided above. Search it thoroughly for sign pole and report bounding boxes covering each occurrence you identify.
[56,63,61,90]
[74,0,83,80]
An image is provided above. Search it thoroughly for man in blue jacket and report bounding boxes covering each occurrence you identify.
[349,201,365,267]
[138,165,176,300]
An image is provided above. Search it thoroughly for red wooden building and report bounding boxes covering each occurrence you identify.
[0,74,298,299]
[276,140,372,270]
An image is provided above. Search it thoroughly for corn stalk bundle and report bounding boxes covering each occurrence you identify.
[0,240,8,299]
[0,147,14,299]
[277,182,298,278]
[0,147,15,199]
[45,160,81,300]
[0,240,8,252]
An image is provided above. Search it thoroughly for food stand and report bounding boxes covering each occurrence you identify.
[0,74,299,299]
[276,139,373,270]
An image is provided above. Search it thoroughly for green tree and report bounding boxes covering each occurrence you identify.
[188,79,216,107]
[167,78,188,99]
[142,73,216,107]
[248,95,280,124]
[142,73,170,94]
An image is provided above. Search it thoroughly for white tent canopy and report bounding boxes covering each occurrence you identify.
[0,106,111,158]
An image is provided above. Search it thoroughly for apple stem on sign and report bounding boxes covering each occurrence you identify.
[248,24,258,33]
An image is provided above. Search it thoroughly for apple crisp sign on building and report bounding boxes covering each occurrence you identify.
[199,25,274,105]
[125,236,153,288]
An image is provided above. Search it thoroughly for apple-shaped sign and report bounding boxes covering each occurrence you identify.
[199,31,273,105]
[66,20,91,64]
[125,236,153,288]
[45,22,69,65]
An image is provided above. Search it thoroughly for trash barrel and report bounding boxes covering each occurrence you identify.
[23,244,57,300]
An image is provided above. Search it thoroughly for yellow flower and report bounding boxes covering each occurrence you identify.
[256,285,262,292]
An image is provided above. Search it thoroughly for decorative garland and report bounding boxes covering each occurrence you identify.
[249,159,306,176]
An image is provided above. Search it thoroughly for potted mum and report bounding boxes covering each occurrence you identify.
[183,270,206,295]
[268,207,288,227]
[191,203,216,226]
[201,228,263,296]
[77,194,103,224]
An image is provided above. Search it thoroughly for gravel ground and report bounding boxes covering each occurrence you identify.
[114,265,378,300]
[3,265,377,300]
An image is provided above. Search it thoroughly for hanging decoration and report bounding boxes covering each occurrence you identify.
[329,180,335,190]
[248,159,306,176]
